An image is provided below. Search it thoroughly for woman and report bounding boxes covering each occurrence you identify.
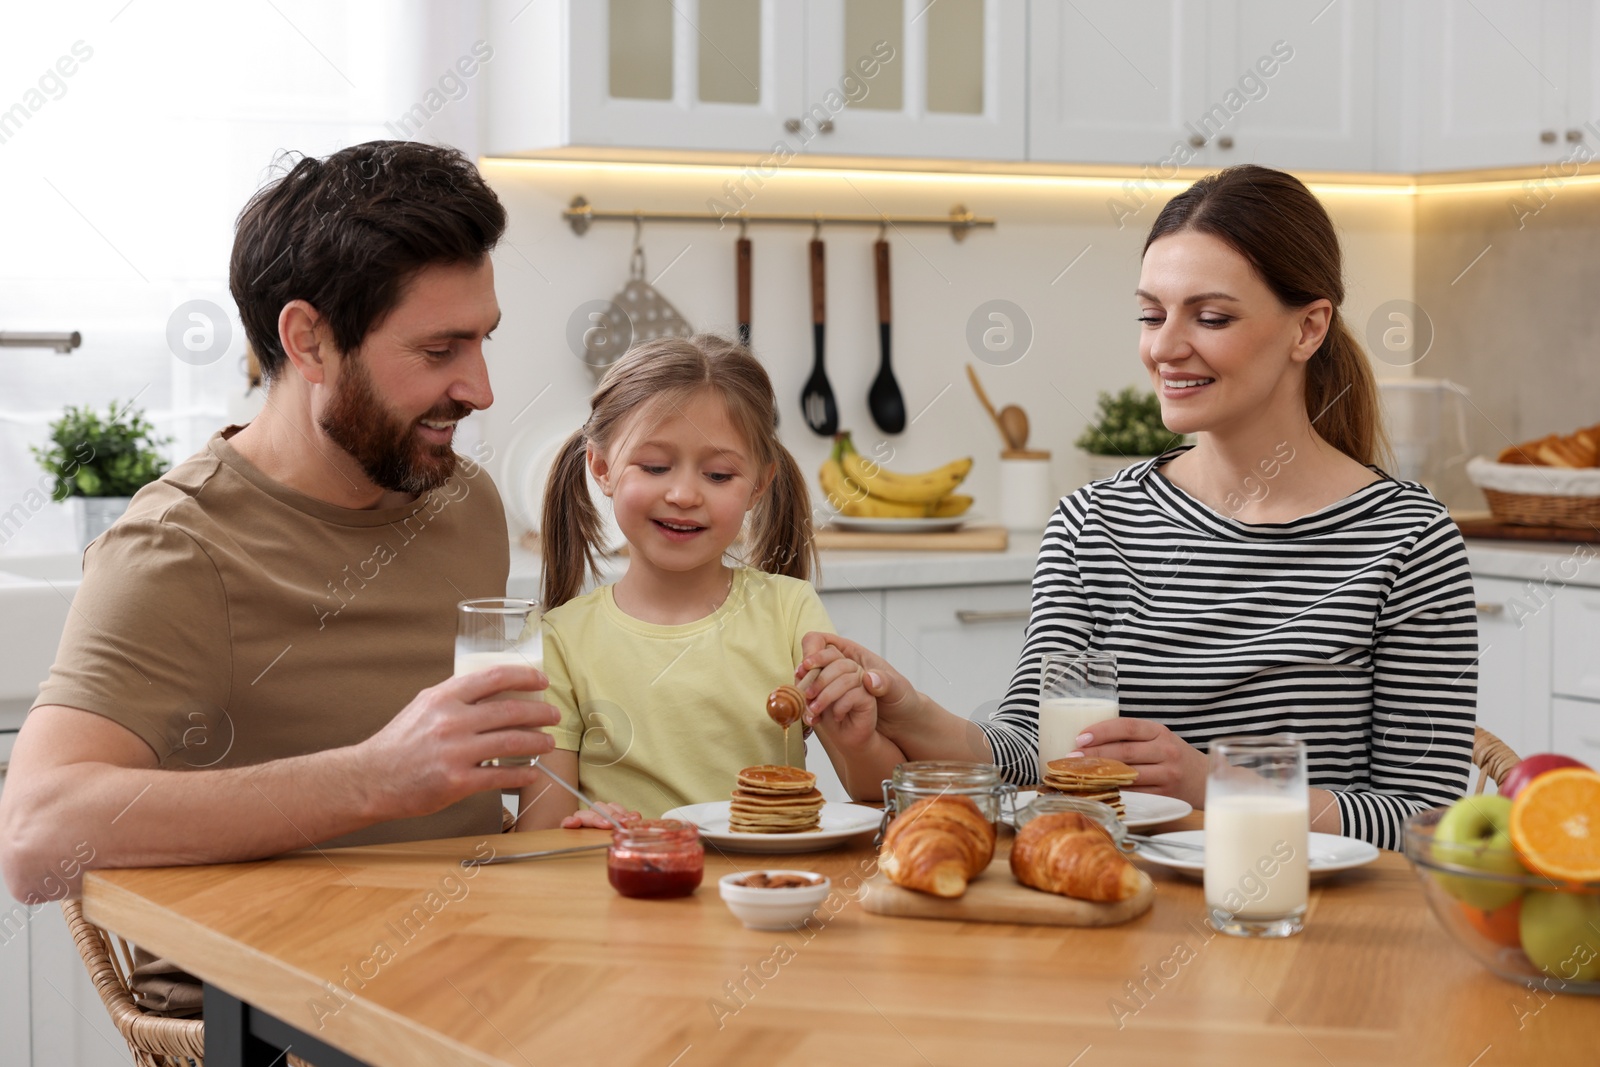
[800,165,1477,850]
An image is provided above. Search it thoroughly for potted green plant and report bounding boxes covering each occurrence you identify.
[1074,387,1181,481]
[33,400,171,549]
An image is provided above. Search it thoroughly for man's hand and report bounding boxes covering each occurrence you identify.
[360,665,559,819]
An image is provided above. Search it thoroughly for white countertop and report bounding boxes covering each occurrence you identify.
[506,542,1041,599]
[506,536,1600,601]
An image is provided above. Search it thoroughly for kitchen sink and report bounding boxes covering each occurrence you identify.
[0,553,81,729]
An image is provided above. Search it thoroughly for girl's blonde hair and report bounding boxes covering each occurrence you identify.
[541,334,817,609]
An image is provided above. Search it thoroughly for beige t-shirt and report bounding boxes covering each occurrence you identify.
[34,428,511,849]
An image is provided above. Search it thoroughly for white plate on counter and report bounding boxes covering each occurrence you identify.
[1008,790,1193,831]
[662,801,882,854]
[825,514,975,534]
[1133,831,1380,878]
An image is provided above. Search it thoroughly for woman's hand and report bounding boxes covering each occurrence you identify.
[795,633,919,738]
[1073,718,1209,809]
[559,801,637,830]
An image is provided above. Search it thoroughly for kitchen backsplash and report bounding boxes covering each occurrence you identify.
[476,160,1417,539]
[1416,183,1600,512]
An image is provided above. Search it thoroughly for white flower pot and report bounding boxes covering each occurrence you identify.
[1082,453,1158,482]
[77,496,132,550]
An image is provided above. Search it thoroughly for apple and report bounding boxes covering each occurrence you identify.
[1432,795,1529,910]
[1500,753,1591,800]
[1519,890,1600,983]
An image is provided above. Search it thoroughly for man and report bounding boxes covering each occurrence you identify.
[0,142,555,922]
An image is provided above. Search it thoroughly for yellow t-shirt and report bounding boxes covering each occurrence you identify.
[543,567,833,817]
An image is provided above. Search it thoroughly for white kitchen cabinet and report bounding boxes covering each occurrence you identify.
[1552,584,1600,702]
[882,582,1030,721]
[1472,577,1553,761]
[1206,0,1378,171]
[1402,0,1588,171]
[802,0,1027,160]
[489,0,1023,161]
[488,0,807,156]
[818,587,886,652]
[1028,0,1212,167]
[1552,697,1600,764]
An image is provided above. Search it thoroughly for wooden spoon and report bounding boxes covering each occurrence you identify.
[965,364,1014,449]
[999,405,1029,451]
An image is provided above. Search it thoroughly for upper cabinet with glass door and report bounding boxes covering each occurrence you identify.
[802,0,1026,159]
[487,0,806,155]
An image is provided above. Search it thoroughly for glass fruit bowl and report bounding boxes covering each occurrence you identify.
[1404,807,1600,995]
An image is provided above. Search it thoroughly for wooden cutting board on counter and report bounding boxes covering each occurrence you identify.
[862,865,1155,926]
[1453,515,1598,544]
[813,524,1009,551]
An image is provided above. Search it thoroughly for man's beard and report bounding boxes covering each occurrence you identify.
[318,353,470,495]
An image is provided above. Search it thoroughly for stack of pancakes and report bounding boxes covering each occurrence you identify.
[729,765,824,834]
[1039,756,1137,819]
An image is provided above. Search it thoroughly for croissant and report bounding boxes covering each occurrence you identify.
[879,796,996,898]
[1010,812,1147,902]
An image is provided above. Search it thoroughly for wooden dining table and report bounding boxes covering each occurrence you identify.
[82,812,1596,1067]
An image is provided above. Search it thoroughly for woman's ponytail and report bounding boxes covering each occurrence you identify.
[1307,312,1391,470]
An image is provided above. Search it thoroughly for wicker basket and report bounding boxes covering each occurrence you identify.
[1466,457,1600,527]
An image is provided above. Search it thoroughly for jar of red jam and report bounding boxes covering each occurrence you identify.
[607,819,704,899]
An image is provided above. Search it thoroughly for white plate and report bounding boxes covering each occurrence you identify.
[1133,830,1381,878]
[661,801,882,854]
[1008,790,1194,831]
[825,514,974,534]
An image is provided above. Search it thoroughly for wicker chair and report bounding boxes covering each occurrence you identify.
[60,807,521,1065]
[1471,724,1521,795]
[60,897,207,1067]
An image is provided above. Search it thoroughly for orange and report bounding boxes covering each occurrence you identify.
[1458,898,1523,948]
[1508,768,1600,883]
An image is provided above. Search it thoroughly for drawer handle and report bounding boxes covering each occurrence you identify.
[955,609,1029,624]
[1475,603,1505,615]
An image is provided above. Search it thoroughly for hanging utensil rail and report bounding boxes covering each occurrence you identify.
[564,197,995,241]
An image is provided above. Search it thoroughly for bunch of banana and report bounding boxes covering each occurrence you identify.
[818,431,974,519]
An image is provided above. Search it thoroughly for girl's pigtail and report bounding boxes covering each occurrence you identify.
[749,445,816,582]
[540,431,603,610]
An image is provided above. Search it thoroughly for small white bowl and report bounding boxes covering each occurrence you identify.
[718,870,831,931]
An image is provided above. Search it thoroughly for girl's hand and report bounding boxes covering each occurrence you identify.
[1072,718,1209,809]
[795,633,918,737]
[559,801,638,830]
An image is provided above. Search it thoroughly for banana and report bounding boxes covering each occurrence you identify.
[838,431,972,505]
[929,494,974,518]
[836,494,932,519]
[819,435,978,519]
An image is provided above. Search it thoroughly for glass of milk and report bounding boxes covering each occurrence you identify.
[1204,736,1310,938]
[455,597,544,767]
[1035,651,1118,783]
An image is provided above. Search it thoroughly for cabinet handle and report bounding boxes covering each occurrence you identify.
[1188,133,1206,148]
[1217,135,1234,149]
[1568,128,1585,143]
[1540,129,1558,143]
[1475,602,1505,616]
[784,118,834,134]
[955,609,1030,624]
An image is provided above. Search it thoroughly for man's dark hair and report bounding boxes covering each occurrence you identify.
[230,140,506,381]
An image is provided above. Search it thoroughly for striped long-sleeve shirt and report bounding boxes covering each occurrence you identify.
[975,449,1478,850]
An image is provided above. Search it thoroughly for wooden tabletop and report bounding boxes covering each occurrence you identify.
[83,814,1596,1067]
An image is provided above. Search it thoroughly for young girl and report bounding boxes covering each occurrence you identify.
[518,335,903,829]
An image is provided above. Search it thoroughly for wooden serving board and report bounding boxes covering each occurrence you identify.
[813,524,1009,552]
[1453,516,1598,544]
[861,865,1155,927]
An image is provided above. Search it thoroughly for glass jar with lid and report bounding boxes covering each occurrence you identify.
[881,761,1018,833]
[1013,794,1125,845]
[607,819,704,899]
